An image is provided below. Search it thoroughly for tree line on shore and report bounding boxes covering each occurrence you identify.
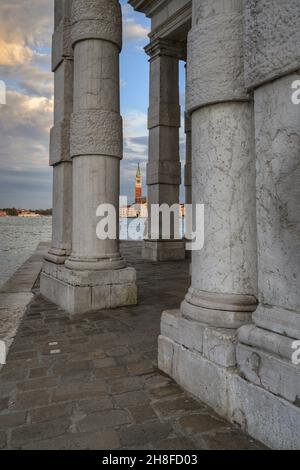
[0,208,52,216]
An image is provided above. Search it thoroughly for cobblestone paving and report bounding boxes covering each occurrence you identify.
[0,243,265,450]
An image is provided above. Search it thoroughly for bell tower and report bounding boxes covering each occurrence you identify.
[135,163,142,204]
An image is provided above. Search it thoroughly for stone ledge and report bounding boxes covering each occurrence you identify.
[238,324,298,361]
[237,343,300,404]
[158,334,300,449]
[253,306,300,340]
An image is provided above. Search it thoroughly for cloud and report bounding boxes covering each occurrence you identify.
[0,0,53,96]
[0,0,151,207]
[0,40,34,67]
[123,110,148,160]
[123,18,149,41]
[122,2,150,42]
[0,91,53,172]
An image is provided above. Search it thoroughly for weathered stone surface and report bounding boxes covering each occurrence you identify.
[254,74,300,314]
[203,327,237,367]
[244,0,300,89]
[238,324,298,361]
[161,310,204,353]
[187,0,249,111]
[52,19,73,71]
[49,119,71,166]
[71,0,122,49]
[40,266,137,314]
[70,110,122,159]
[228,375,300,450]
[237,344,300,403]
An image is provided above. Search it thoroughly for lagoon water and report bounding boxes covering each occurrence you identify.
[0,217,52,288]
[0,217,184,289]
[0,217,145,289]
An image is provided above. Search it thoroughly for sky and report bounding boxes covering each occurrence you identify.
[0,0,186,209]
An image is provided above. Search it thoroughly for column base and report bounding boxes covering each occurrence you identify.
[44,248,70,265]
[142,239,185,261]
[158,309,300,449]
[40,260,137,314]
[181,288,256,328]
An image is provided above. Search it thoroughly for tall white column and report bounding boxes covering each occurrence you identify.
[41,0,137,314]
[158,0,300,449]
[237,0,300,417]
[143,39,185,262]
[45,0,73,265]
[158,0,258,423]
[66,0,124,271]
[181,0,257,328]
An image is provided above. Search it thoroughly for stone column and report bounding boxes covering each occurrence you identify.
[44,0,73,265]
[158,0,300,449]
[182,0,258,329]
[184,112,192,207]
[184,62,192,208]
[236,0,300,442]
[143,39,185,261]
[41,0,137,314]
[158,0,257,413]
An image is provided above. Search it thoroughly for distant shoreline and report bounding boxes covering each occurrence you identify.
[0,209,52,217]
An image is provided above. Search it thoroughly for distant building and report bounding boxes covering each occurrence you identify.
[135,163,142,204]
[0,210,7,217]
[120,165,185,219]
[18,209,40,218]
[120,164,148,218]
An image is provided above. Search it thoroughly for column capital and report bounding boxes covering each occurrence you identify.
[145,38,186,61]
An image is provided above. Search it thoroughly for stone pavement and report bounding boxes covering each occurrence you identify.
[0,242,265,450]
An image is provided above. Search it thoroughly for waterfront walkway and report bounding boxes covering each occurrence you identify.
[0,242,264,450]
